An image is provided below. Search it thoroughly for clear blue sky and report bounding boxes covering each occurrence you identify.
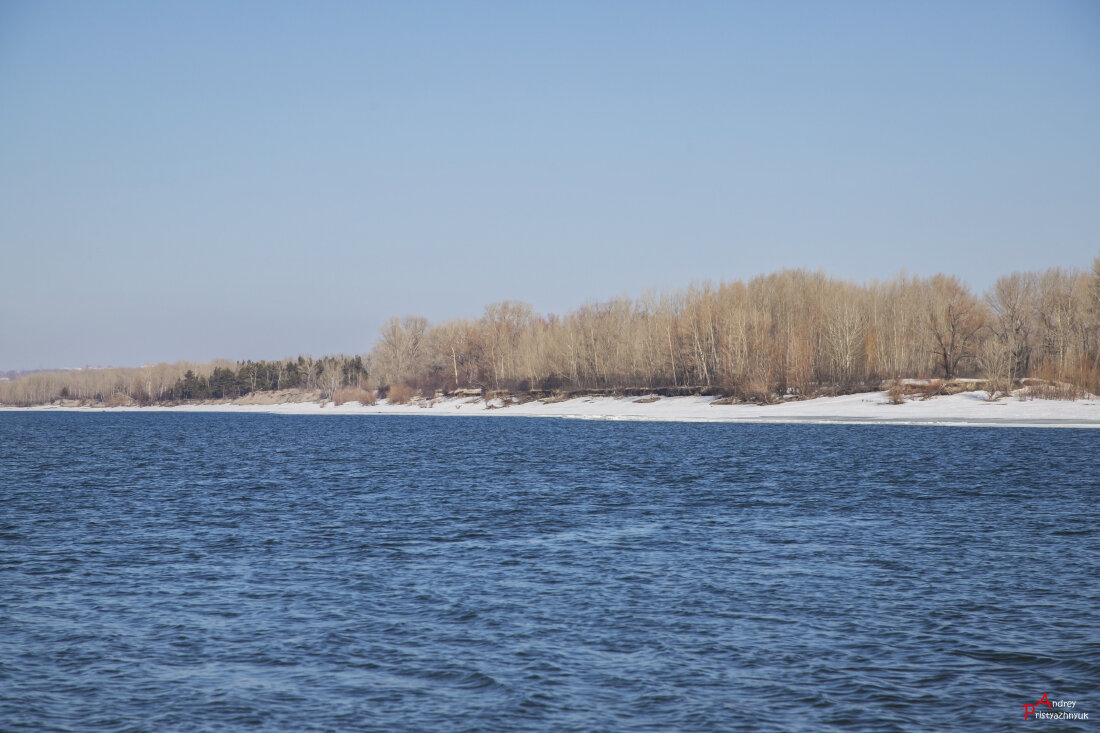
[2,0,1098,370]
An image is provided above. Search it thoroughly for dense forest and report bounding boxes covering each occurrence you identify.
[3,259,1099,406]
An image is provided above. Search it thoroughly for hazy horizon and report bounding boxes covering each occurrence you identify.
[3,1,1099,371]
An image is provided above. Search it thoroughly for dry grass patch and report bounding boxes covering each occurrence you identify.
[1017,380,1087,401]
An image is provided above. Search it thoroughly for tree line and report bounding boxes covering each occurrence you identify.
[0,356,366,406]
[368,261,1100,400]
[2,258,1098,406]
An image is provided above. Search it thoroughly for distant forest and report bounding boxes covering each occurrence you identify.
[3,258,1099,406]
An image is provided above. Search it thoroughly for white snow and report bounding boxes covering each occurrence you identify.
[6,390,1100,428]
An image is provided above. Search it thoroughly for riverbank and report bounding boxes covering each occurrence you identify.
[5,390,1100,427]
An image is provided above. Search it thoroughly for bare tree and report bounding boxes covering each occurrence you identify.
[925,275,985,379]
[374,316,428,386]
[822,283,867,385]
[986,272,1036,383]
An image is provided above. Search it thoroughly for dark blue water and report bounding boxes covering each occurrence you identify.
[1,414,1097,732]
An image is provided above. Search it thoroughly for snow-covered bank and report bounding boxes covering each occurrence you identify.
[6,391,1100,427]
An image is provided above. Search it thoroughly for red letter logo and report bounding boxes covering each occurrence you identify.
[1037,693,1052,709]
[1024,703,1036,719]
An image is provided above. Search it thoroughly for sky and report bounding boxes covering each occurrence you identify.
[1,1,1098,370]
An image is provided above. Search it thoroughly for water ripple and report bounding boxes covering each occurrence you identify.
[2,414,1097,731]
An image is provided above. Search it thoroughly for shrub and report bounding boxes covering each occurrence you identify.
[385,382,415,405]
[104,392,132,408]
[333,387,377,406]
[885,381,906,405]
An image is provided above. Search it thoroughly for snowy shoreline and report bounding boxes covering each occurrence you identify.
[5,390,1100,428]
